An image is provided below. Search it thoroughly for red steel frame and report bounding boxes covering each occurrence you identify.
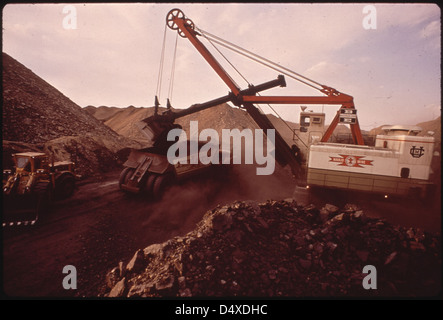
[169,10,365,145]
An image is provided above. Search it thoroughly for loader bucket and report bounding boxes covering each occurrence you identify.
[2,183,52,227]
[2,194,40,227]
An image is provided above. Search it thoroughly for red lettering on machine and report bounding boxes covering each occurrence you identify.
[329,154,373,168]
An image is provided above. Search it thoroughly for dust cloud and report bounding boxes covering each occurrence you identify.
[140,164,298,238]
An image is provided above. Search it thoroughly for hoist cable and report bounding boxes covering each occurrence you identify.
[156,24,168,100]
[201,35,320,92]
[184,12,242,92]
[167,32,179,102]
[199,28,251,88]
[169,17,310,148]
[197,33,242,91]
[199,29,268,116]
[197,27,308,147]
[198,27,272,118]
[256,92,308,148]
[198,28,324,92]
[199,28,323,87]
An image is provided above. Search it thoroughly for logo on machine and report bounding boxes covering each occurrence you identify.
[329,154,373,168]
[410,146,425,158]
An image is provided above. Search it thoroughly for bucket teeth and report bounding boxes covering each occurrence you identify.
[2,219,38,227]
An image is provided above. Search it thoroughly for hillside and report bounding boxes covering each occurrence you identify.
[85,103,303,148]
[85,103,378,150]
[85,105,158,143]
[2,52,140,176]
[84,105,125,123]
[417,116,441,148]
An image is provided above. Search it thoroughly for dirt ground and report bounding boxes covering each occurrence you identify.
[1,165,441,298]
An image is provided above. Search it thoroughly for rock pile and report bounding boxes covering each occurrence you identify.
[2,53,122,145]
[2,52,141,177]
[84,103,302,148]
[104,199,441,298]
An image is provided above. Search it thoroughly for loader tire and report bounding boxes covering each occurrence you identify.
[55,175,75,200]
[33,181,52,222]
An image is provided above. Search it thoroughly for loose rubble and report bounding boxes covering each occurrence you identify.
[104,199,441,298]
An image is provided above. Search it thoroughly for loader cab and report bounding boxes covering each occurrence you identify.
[13,152,49,174]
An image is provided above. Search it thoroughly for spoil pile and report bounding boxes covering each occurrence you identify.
[2,53,123,145]
[2,52,140,177]
[104,199,441,298]
[85,103,301,148]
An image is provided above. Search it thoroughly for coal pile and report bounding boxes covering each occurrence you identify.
[104,199,441,298]
[2,52,122,145]
[2,52,141,177]
[43,135,124,178]
[85,103,302,148]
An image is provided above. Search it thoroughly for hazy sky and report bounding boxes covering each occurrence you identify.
[2,3,441,130]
